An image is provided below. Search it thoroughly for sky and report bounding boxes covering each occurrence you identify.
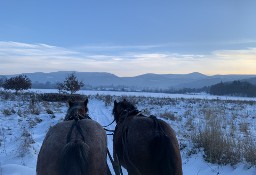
[0,0,256,77]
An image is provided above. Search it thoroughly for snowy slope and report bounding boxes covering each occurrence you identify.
[0,90,255,175]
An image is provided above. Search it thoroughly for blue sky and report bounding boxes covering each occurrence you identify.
[0,0,256,76]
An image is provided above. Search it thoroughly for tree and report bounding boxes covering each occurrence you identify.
[56,82,66,94]
[57,73,84,94]
[2,75,32,94]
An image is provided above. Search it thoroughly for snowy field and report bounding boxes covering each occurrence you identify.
[0,89,256,175]
[30,89,256,101]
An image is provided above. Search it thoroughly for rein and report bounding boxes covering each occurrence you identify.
[65,105,90,143]
[66,119,85,143]
[103,118,116,127]
[103,120,116,133]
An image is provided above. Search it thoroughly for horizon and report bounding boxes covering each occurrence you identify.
[0,1,256,76]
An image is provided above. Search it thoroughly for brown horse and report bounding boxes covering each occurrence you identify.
[36,99,108,175]
[112,99,183,175]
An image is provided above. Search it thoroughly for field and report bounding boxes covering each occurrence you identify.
[0,89,256,175]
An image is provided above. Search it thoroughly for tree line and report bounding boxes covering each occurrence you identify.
[209,80,256,97]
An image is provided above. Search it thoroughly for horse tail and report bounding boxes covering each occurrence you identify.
[60,140,89,175]
[150,116,181,175]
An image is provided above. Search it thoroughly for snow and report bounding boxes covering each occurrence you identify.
[29,89,256,101]
[1,164,35,175]
[182,153,256,175]
[0,89,256,175]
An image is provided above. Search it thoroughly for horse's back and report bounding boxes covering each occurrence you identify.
[122,117,178,148]
[37,119,107,175]
[115,117,182,175]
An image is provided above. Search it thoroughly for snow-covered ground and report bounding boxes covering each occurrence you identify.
[0,89,255,175]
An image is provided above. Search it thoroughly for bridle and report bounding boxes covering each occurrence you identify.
[65,104,91,121]
[103,107,140,133]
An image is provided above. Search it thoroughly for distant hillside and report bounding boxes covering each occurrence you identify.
[1,71,256,90]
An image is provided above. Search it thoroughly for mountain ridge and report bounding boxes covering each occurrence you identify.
[1,71,256,90]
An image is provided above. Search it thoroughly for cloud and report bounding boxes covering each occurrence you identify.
[213,47,256,60]
[0,41,256,76]
[0,41,79,57]
[73,44,169,51]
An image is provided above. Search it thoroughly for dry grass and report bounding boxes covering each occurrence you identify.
[191,109,242,166]
[160,111,178,121]
[18,127,35,157]
[239,122,250,135]
[243,136,256,166]
[192,121,241,165]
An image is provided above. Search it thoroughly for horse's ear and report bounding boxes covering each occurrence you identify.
[123,99,127,102]
[114,100,117,106]
[68,101,74,107]
[84,99,88,106]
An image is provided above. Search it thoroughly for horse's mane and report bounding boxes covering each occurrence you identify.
[113,100,139,123]
[64,100,89,121]
[121,100,137,111]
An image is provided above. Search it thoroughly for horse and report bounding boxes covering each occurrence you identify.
[36,99,109,175]
[112,99,183,175]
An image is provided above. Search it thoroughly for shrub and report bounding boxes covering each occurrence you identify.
[2,109,16,116]
[46,109,54,114]
[0,90,16,100]
[56,72,84,94]
[39,93,86,102]
[104,95,113,106]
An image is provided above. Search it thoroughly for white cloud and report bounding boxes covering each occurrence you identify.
[73,44,168,51]
[213,48,256,60]
[0,41,79,57]
[0,41,256,76]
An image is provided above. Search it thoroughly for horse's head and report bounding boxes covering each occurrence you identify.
[64,99,89,121]
[113,99,138,123]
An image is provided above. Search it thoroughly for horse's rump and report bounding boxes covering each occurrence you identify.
[37,119,107,175]
[114,116,182,175]
[150,118,182,175]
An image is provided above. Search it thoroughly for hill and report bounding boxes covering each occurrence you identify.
[1,71,256,90]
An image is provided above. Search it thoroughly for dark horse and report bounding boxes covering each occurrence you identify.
[37,99,108,175]
[112,99,183,175]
